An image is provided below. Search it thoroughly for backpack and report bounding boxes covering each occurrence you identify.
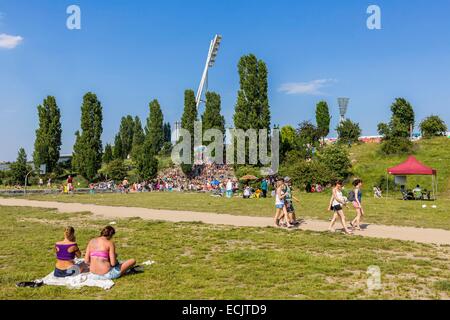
[347,190,356,202]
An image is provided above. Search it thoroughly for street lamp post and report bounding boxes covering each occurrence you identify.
[24,170,35,196]
[24,164,46,196]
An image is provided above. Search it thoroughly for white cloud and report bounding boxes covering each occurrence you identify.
[279,79,336,95]
[0,33,24,49]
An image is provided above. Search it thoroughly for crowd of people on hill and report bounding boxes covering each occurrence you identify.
[103,164,240,195]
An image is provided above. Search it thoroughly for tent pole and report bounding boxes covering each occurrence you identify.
[386,173,389,200]
[432,175,434,201]
[435,174,438,200]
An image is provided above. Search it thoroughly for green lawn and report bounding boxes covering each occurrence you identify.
[1,206,449,300]
[20,191,450,230]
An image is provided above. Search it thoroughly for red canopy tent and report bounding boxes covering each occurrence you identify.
[386,156,438,199]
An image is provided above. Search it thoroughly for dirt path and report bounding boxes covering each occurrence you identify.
[1,198,450,245]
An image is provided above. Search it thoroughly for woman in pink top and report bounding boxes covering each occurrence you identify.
[85,226,136,280]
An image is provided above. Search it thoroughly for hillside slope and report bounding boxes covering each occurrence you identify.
[350,137,450,195]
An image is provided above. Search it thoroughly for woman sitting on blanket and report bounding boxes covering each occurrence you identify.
[85,226,136,280]
[54,227,87,278]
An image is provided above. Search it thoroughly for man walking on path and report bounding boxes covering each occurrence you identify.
[261,178,268,198]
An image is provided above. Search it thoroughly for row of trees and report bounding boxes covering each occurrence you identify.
[279,101,361,162]
[179,89,226,174]
[8,85,227,184]
[378,98,448,155]
[72,93,104,180]
[277,101,358,188]
[5,52,448,186]
[79,97,169,181]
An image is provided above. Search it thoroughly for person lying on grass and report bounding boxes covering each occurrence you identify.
[54,226,88,278]
[84,226,136,280]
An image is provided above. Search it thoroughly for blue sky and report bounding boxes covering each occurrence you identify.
[1,0,450,161]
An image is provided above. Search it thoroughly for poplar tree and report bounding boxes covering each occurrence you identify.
[180,90,198,174]
[181,90,198,137]
[131,116,145,158]
[145,99,164,155]
[257,60,271,131]
[233,54,271,166]
[113,134,123,160]
[118,115,135,159]
[135,139,158,180]
[234,54,260,131]
[202,92,225,134]
[72,92,103,181]
[11,148,29,185]
[316,101,331,142]
[163,122,172,143]
[234,54,271,131]
[33,96,62,173]
[103,144,113,164]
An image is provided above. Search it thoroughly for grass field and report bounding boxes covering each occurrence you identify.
[19,191,450,230]
[1,206,449,300]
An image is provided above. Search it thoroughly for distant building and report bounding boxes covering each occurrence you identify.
[358,135,383,143]
[325,135,383,144]
[0,154,72,172]
[58,154,72,164]
[0,162,11,172]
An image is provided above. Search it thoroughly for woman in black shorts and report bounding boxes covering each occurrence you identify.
[327,181,352,235]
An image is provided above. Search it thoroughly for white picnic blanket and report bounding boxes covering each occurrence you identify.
[37,258,155,290]
[38,259,114,290]
[40,271,115,290]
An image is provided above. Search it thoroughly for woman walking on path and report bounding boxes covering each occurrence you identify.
[283,177,301,226]
[274,178,287,227]
[328,181,352,235]
[350,179,365,231]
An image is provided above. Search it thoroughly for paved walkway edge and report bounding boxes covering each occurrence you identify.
[1,198,449,245]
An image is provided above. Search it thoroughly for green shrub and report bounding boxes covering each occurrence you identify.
[317,144,352,180]
[420,115,447,139]
[235,165,261,179]
[379,137,413,155]
[375,175,395,192]
[280,159,335,189]
[336,119,362,145]
[102,159,129,181]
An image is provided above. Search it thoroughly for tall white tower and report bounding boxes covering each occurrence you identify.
[338,98,350,123]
